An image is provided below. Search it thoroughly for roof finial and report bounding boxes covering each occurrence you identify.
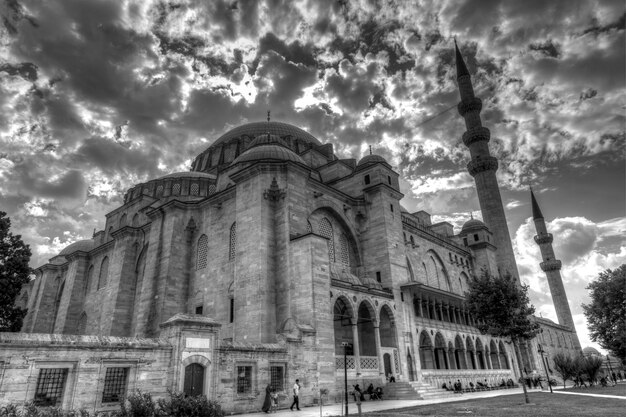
[267,110,271,123]
[369,145,372,155]
[470,211,474,220]
[266,110,271,139]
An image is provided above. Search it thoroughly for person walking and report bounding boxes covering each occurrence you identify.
[290,379,301,411]
[262,384,272,413]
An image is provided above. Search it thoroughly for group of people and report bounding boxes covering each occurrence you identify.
[443,378,515,393]
[352,383,384,401]
[261,379,302,413]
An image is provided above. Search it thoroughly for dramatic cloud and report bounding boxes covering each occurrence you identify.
[0,0,623,352]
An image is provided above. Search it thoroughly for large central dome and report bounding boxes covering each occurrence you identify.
[210,121,321,148]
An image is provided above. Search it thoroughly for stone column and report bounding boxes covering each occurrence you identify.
[351,318,361,375]
[418,297,423,317]
[374,322,384,376]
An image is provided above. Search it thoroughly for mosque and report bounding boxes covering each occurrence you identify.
[1,44,581,413]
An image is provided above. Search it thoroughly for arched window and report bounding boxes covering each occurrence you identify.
[84,265,93,295]
[339,234,349,267]
[119,213,127,227]
[318,218,335,262]
[196,234,208,270]
[333,298,354,355]
[132,213,140,227]
[229,222,237,261]
[498,341,509,369]
[98,257,109,289]
[419,331,435,369]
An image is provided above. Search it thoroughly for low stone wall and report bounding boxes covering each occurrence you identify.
[421,369,514,390]
[0,333,173,413]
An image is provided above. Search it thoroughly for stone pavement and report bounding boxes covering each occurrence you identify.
[230,387,539,417]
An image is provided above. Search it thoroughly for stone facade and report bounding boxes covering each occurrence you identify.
[3,45,580,413]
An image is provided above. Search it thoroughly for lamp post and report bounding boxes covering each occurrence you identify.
[537,344,553,393]
[341,342,351,416]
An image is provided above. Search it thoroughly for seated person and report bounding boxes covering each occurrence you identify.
[375,387,383,400]
[469,382,475,391]
[454,380,462,392]
[387,373,396,383]
[366,383,375,395]
[499,379,506,387]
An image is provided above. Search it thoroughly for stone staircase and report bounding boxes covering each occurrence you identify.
[382,381,458,401]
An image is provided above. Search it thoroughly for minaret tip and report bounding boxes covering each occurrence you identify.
[454,39,470,78]
[530,188,544,220]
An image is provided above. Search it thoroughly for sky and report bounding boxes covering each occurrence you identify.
[0,0,624,355]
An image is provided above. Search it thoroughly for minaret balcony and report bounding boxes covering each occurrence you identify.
[540,259,562,272]
[467,156,498,177]
[462,126,491,147]
[457,97,482,117]
[534,234,553,245]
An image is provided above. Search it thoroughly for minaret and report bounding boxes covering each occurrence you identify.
[455,41,519,280]
[531,189,577,332]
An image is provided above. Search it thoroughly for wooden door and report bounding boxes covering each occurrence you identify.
[183,363,204,397]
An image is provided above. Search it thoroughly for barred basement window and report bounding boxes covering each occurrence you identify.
[229,222,237,261]
[172,183,181,194]
[339,234,349,267]
[102,367,129,403]
[190,183,199,195]
[270,365,285,391]
[34,368,68,407]
[318,218,335,262]
[236,366,252,394]
[196,235,208,270]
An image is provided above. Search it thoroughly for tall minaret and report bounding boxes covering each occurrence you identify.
[531,189,577,333]
[455,41,519,280]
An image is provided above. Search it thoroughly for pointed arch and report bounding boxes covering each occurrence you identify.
[379,304,397,348]
[419,331,435,369]
[475,338,485,369]
[52,278,65,333]
[459,271,469,294]
[196,234,208,270]
[132,213,140,227]
[333,297,354,355]
[466,337,477,369]
[119,213,127,227]
[498,341,509,369]
[98,257,109,289]
[339,233,350,267]
[424,250,451,291]
[229,222,237,260]
[357,301,376,356]
[454,335,466,369]
[434,332,448,369]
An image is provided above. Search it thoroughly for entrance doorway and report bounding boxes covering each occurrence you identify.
[183,363,204,397]
[383,353,392,377]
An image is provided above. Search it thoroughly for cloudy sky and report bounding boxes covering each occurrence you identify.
[1,0,624,353]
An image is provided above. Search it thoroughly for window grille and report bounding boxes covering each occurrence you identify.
[102,367,129,403]
[306,221,312,233]
[156,185,164,196]
[318,218,335,261]
[34,368,68,407]
[190,183,199,195]
[98,257,109,289]
[196,235,208,270]
[236,366,252,394]
[208,184,216,194]
[172,183,181,194]
[339,234,349,267]
[229,223,237,261]
[270,366,284,391]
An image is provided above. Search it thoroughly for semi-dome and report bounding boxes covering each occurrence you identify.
[210,121,321,149]
[232,144,305,165]
[58,239,95,256]
[461,218,487,233]
[357,154,388,166]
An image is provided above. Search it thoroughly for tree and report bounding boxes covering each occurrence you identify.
[583,265,626,363]
[552,353,577,388]
[0,211,32,331]
[465,271,541,404]
[582,356,604,385]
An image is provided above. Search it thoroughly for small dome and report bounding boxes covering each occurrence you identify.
[461,218,487,233]
[232,144,305,165]
[159,171,217,180]
[582,347,600,356]
[59,239,95,256]
[248,134,288,149]
[357,154,387,166]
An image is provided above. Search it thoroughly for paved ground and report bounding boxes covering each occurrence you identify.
[231,387,543,416]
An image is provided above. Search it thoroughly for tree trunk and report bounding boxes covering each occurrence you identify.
[513,339,530,404]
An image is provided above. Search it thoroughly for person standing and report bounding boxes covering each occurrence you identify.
[290,379,301,411]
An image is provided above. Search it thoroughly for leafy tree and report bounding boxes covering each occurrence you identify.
[552,353,577,388]
[465,271,541,403]
[583,265,626,364]
[0,211,32,332]
[582,355,604,385]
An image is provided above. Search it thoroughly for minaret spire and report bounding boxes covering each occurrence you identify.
[455,40,519,280]
[531,191,580,349]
